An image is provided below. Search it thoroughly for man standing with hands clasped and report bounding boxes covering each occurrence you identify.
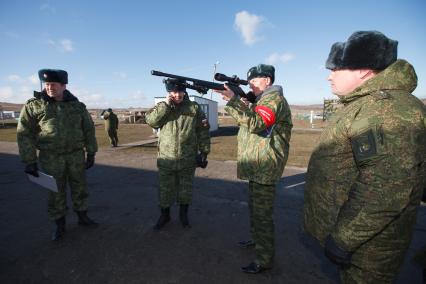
[215,64,292,274]
[17,69,99,241]
[304,31,426,283]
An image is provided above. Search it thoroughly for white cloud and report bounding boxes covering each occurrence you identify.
[6,75,21,82]
[110,90,146,108]
[82,93,103,103]
[234,11,266,45]
[73,89,108,108]
[114,71,127,79]
[0,86,13,100]
[5,73,41,85]
[28,74,39,85]
[47,38,74,52]
[40,3,56,14]
[266,52,295,64]
[0,74,42,103]
[131,90,145,100]
[60,39,74,52]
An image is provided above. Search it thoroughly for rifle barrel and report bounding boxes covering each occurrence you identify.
[151,70,225,90]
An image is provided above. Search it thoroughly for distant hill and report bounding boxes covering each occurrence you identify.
[218,104,324,115]
[0,102,23,111]
[2,99,426,113]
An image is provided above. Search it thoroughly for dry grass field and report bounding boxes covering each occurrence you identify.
[216,117,323,167]
[0,117,323,168]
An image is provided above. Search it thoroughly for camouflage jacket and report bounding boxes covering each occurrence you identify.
[145,96,210,170]
[17,90,98,164]
[225,85,293,185]
[103,111,118,130]
[304,60,426,252]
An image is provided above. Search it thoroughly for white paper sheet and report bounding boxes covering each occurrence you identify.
[27,171,58,192]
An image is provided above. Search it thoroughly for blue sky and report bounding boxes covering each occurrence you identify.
[1,0,425,108]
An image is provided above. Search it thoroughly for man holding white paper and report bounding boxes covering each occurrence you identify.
[17,69,99,241]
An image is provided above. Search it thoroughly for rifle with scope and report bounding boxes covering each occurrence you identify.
[151,70,256,103]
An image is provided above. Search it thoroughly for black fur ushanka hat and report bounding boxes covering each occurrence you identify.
[326,31,398,70]
[38,69,68,84]
[164,78,186,92]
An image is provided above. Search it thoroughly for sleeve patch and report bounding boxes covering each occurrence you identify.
[255,105,276,127]
[350,129,377,162]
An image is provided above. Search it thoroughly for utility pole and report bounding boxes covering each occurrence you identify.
[210,61,220,100]
[0,105,2,127]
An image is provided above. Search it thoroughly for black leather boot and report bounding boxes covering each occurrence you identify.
[179,204,191,228]
[241,261,271,274]
[52,216,66,241]
[153,207,170,231]
[238,239,256,248]
[76,210,98,226]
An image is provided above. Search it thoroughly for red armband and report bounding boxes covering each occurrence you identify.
[255,105,276,127]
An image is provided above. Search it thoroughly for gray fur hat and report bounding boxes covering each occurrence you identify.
[326,31,398,70]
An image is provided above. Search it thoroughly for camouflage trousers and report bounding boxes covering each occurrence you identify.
[340,217,414,284]
[107,129,118,146]
[248,181,275,267]
[158,167,196,208]
[39,149,89,221]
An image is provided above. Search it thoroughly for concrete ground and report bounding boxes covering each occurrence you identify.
[0,141,425,284]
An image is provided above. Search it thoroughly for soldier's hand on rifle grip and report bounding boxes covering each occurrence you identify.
[85,154,95,170]
[241,97,250,106]
[215,84,235,101]
[25,163,39,177]
[245,91,257,104]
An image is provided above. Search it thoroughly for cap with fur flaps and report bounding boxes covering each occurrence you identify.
[326,31,398,70]
[164,78,186,92]
[247,64,275,84]
[38,69,68,84]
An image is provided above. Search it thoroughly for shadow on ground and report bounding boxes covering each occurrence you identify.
[0,151,424,284]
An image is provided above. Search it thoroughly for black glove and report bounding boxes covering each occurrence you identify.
[324,235,352,267]
[244,91,257,103]
[25,163,39,177]
[85,153,95,169]
[196,152,208,168]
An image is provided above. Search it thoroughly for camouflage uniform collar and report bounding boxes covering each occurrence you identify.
[340,59,417,105]
[255,85,283,102]
[34,89,79,102]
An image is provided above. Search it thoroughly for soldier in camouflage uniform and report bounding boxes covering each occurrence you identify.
[303,31,426,283]
[17,69,99,241]
[103,108,119,147]
[145,79,210,230]
[215,64,293,273]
